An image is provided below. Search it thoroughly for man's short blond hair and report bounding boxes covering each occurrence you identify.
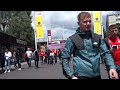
[77,12,91,21]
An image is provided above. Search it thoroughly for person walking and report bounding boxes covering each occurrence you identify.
[104,24,120,78]
[4,49,12,73]
[12,50,17,69]
[33,49,39,68]
[16,49,22,70]
[62,12,118,79]
[39,49,46,65]
[26,48,33,67]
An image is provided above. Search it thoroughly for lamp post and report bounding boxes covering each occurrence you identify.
[34,11,37,50]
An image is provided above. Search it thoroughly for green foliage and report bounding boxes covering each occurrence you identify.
[0,11,35,46]
[0,11,11,32]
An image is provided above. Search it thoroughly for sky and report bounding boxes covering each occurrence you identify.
[31,11,120,41]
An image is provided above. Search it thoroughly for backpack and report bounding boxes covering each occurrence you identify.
[69,32,101,54]
[62,32,101,78]
[103,37,111,49]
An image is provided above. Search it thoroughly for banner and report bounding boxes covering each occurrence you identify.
[93,11,102,35]
[35,12,44,39]
[47,30,52,45]
[47,40,66,50]
[108,15,116,26]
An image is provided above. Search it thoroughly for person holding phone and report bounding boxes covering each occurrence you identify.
[104,24,120,78]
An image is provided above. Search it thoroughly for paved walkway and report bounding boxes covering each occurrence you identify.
[0,60,108,79]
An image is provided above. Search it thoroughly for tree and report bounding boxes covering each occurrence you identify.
[6,11,34,45]
[0,11,12,32]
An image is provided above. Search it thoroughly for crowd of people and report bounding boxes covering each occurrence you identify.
[0,47,63,74]
[0,48,24,73]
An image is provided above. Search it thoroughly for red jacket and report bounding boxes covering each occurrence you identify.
[53,50,57,56]
[39,51,45,57]
[108,36,120,66]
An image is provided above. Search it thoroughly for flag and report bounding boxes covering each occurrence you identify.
[35,12,44,39]
[47,30,52,45]
[93,11,102,35]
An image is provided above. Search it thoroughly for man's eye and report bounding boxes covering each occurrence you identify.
[83,21,87,23]
[83,20,91,23]
[89,20,91,23]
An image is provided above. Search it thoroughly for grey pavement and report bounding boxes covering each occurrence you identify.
[0,60,108,79]
[0,60,66,79]
[100,63,109,79]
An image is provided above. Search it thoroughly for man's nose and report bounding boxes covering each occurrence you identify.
[87,21,90,25]
[113,31,116,34]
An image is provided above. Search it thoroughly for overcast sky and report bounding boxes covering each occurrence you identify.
[31,11,120,40]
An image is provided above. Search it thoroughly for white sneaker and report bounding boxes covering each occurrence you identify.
[8,70,10,72]
[18,68,21,70]
[4,70,7,73]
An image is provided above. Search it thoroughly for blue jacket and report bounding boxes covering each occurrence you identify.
[62,28,116,78]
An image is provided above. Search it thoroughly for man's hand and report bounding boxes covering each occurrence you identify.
[72,76,78,79]
[110,48,117,53]
[109,69,119,79]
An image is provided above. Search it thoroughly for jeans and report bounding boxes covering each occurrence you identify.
[34,60,39,68]
[16,58,21,68]
[5,59,11,71]
[1,59,5,70]
[54,56,57,63]
[40,56,43,64]
[50,56,55,64]
[14,60,17,68]
[47,56,50,64]
[27,58,32,67]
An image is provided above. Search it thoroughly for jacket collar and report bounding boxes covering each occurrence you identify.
[76,27,92,36]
